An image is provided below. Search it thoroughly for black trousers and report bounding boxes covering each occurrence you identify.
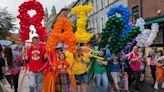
[13,73,19,92]
[150,65,156,84]
[129,70,141,88]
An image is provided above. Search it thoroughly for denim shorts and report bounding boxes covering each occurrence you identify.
[75,72,88,85]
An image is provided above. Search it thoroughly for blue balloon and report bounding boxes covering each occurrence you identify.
[107,5,132,38]
[105,47,111,57]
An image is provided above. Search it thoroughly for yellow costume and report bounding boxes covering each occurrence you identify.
[71,53,90,75]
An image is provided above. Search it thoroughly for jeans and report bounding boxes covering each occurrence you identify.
[95,72,108,92]
[29,72,43,92]
[75,72,88,85]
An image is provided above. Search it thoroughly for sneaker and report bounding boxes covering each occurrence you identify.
[161,83,164,88]
[154,84,158,89]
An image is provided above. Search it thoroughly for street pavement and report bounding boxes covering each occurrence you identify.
[86,78,164,92]
[87,67,164,92]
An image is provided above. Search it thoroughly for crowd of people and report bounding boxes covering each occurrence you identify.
[0,36,164,92]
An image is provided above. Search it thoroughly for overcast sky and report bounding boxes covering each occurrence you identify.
[0,0,75,33]
[0,0,75,17]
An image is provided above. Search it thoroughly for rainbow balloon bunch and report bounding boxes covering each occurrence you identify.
[136,17,159,47]
[71,4,94,43]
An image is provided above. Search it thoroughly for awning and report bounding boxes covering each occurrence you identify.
[146,17,164,25]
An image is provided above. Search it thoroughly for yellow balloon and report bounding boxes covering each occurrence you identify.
[71,4,94,43]
[64,51,74,65]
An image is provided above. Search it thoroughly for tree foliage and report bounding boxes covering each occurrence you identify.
[0,8,17,39]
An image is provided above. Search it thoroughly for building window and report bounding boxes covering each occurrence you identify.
[93,21,96,33]
[81,0,84,4]
[132,5,140,22]
[96,0,100,11]
[91,0,94,14]
[105,0,109,6]
[109,0,118,4]
[100,0,104,9]
[93,0,96,13]
[132,5,139,14]
[96,19,99,33]
[95,0,98,12]
[90,22,92,31]
[153,28,163,45]
[105,15,108,25]
[92,22,94,32]
[100,17,104,33]
[95,21,97,33]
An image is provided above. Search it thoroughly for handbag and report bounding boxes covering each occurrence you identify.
[18,67,30,92]
[0,77,13,92]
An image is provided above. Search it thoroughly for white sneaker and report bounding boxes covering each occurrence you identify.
[161,83,164,88]
[154,83,158,89]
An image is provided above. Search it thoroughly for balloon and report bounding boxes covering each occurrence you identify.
[107,5,132,38]
[71,4,94,43]
[135,17,159,47]
[46,17,77,54]
[105,47,111,57]
[99,5,141,54]
[99,16,124,53]
[17,0,47,41]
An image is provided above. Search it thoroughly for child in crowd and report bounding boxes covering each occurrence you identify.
[138,48,147,82]
[54,53,71,92]
[119,52,129,92]
[43,52,72,92]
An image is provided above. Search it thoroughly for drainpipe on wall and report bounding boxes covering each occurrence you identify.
[140,0,143,17]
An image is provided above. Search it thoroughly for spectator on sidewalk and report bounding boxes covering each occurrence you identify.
[12,45,21,92]
[0,47,12,92]
[154,50,164,89]
[0,44,2,52]
[3,47,13,86]
[148,47,158,84]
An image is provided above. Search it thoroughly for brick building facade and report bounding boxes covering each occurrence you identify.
[128,0,164,47]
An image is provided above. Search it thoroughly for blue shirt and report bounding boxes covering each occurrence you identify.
[109,60,120,72]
